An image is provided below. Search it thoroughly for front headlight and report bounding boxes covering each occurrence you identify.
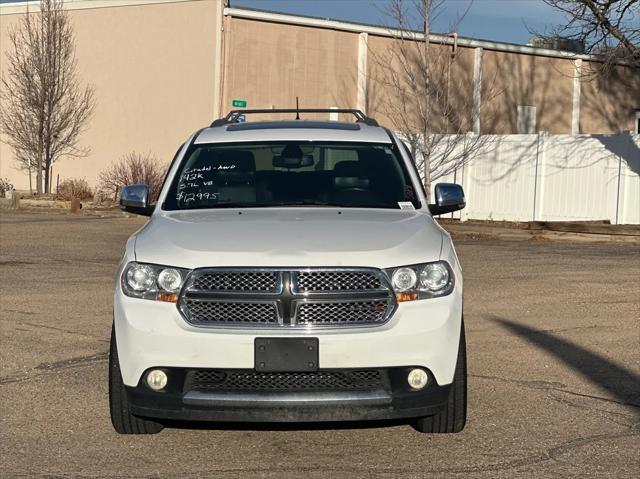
[125,264,156,291]
[386,261,454,302]
[121,262,190,302]
[419,262,450,291]
[391,267,418,291]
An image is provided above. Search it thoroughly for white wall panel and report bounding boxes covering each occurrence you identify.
[422,132,639,224]
[464,135,539,222]
[539,135,619,221]
[618,134,640,224]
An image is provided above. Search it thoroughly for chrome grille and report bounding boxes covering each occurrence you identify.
[183,300,278,324]
[191,271,279,293]
[179,268,396,328]
[295,300,391,325]
[187,369,385,391]
[294,271,383,293]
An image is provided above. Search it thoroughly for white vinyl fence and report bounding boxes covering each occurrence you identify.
[429,133,640,224]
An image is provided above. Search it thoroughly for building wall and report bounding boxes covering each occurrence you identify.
[221,17,359,122]
[579,63,640,134]
[366,34,476,134]
[481,51,574,134]
[0,0,222,190]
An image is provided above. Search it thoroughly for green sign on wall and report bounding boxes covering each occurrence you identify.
[232,100,247,108]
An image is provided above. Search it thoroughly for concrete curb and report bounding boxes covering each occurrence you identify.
[443,224,640,244]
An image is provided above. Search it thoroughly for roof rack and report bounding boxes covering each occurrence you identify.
[210,109,379,127]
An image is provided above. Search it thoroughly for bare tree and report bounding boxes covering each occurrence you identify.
[541,0,639,72]
[0,0,95,195]
[98,152,167,202]
[369,0,497,199]
[55,177,93,200]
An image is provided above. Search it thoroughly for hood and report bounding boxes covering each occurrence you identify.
[134,208,444,269]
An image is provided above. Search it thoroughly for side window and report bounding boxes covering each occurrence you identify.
[157,143,185,203]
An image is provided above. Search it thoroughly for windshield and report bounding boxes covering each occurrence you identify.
[163,141,420,210]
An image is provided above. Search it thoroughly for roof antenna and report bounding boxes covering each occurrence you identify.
[295,96,300,120]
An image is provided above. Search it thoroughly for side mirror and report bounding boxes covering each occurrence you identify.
[429,183,466,216]
[120,184,154,216]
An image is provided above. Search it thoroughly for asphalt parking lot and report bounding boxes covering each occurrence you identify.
[1,209,638,478]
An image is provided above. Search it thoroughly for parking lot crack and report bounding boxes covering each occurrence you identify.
[422,427,639,474]
[55,427,635,476]
[553,387,640,410]
[548,391,638,426]
[471,373,566,389]
[470,373,640,412]
[546,428,640,461]
[19,321,109,341]
[35,351,108,371]
[0,351,108,385]
[2,309,36,316]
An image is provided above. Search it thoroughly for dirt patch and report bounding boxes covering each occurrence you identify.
[448,230,499,241]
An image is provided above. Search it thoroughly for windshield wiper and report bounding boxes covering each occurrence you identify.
[277,200,347,207]
[179,200,403,210]
[185,202,274,210]
[286,200,398,209]
[183,200,348,210]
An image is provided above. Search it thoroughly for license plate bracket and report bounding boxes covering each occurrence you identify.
[254,337,319,372]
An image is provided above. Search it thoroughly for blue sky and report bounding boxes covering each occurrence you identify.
[0,0,569,45]
[232,0,568,45]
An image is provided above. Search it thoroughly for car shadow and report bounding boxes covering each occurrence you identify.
[161,418,408,432]
[489,316,640,412]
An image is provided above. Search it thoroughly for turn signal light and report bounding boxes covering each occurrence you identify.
[157,292,178,303]
[396,291,418,302]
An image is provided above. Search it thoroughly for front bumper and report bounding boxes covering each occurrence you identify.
[127,367,451,423]
[114,284,463,388]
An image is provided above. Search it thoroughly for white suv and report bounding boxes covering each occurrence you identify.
[110,109,467,434]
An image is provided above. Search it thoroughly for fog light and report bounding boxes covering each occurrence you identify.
[146,369,167,391]
[407,368,428,390]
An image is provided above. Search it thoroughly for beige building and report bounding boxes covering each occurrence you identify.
[1,0,638,191]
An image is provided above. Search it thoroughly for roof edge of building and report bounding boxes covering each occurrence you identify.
[224,6,608,63]
[0,0,201,15]
[0,0,631,66]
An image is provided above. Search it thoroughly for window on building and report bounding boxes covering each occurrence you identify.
[517,105,537,134]
[635,110,640,134]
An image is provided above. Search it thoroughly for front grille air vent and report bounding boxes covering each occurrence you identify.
[188,369,385,392]
[295,300,391,325]
[179,268,396,328]
[295,271,383,293]
[192,271,279,293]
[184,300,278,324]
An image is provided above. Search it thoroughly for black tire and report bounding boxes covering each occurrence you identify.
[109,326,163,434]
[412,321,467,433]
